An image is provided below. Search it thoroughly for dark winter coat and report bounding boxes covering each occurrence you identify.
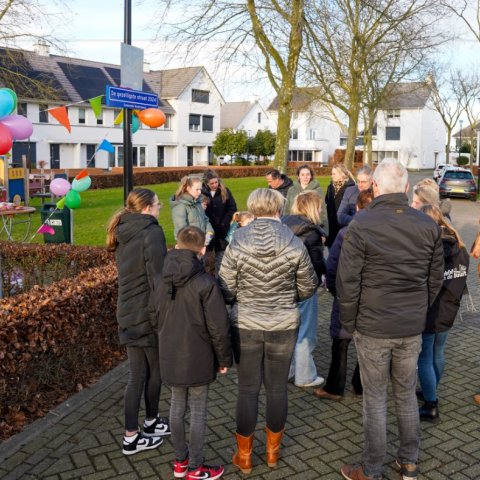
[154,249,232,387]
[325,226,351,339]
[270,174,293,198]
[170,193,213,239]
[281,214,326,279]
[219,217,317,331]
[115,213,167,347]
[337,184,359,227]
[337,193,444,339]
[201,186,237,251]
[425,233,469,333]
[325,179,355,247]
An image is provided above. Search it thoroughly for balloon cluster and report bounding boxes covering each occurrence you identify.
[49,170,91,210]
[132,108,166,133]
[0,88,33,154]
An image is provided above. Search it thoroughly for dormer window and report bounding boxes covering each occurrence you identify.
[192,89,209,104]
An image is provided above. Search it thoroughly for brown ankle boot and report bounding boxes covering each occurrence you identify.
[232,432,253,474]
[265,427,284,468]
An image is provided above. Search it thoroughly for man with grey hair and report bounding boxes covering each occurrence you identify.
[337,159,444,480]
[337,165,373,227]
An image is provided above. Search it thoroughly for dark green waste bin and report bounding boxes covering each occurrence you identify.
[40,203,72,244]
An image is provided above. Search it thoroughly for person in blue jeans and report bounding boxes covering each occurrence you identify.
[416,205,469,422]
[282,191,326,387]
[154,226,232,480]
[336,160,444,480]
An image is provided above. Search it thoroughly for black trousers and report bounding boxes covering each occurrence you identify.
[324,338,362,396]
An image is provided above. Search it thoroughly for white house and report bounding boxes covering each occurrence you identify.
[0,44,225,169]
[371,82,446,169]
[220,100,273,135]
[267,88,341,164]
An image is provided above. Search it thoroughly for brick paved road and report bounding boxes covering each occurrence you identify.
[1,177,479,480]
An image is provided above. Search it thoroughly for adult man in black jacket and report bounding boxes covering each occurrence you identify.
[337,159,444,480]
[265,169,293,198]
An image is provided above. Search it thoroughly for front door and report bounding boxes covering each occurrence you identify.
[50,144,60,169]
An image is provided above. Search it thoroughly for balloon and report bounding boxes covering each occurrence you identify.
[0,114,33,140]
[0,89,15,119]
[75,169,88,180]
[56,197,66,209]
[0,122,13,154]
[50,178,71,196]
[137,108,166,128]
[132,113,140,133]
[72,176,91,192]
[3,88,17,113]
[65,189,81,209]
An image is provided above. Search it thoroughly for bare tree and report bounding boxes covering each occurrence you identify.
[443,0,480,42]
[152,0,305,171]
[302,0,448,169]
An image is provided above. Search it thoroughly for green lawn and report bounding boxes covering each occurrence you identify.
[7,176,331,247]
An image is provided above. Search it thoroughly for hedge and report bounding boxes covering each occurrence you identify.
[0,244,122,441]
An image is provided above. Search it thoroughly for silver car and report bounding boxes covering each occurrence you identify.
[438,168,477,201]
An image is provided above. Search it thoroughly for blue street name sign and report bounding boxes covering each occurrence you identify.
[105,85,158,110]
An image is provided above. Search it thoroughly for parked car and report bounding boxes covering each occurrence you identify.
[438,168,477,201]
[433,163,447,181]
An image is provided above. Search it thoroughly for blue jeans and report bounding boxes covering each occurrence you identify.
[170,385,209,470]
[354,332,422,477]
[290,290,319,386]
[417,331,449,402]
[232,328,297,436]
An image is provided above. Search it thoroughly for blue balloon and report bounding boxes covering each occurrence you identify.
[72,176,92,192]
[0,90,15,119]
[132,113,140,134]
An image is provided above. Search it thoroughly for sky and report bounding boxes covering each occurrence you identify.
[15,0,480,116]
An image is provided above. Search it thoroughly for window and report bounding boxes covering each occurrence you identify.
[385,127,400,140]
[258,112,261,123]
[290,128,298,140]
[39,104,48,123]
[202,115,213,132]
[371,151,399,163]
[86,144,96,167]
[97,112,103,125]
[189,114,201,131]
[309,129,316,140]
[187,146,194,166]
[157,146,165,167]
[17,103,27,116]
[133,146,146,167]
[387,109,400,118]
[163,114,172,130]
[78,108,86,124]
[192,89,209,104]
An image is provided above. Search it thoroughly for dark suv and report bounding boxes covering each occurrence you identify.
[438,168,477,201]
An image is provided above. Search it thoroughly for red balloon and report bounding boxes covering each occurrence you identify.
[137,108,166,128]
[0,122,13,155]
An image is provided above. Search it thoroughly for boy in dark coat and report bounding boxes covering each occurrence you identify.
[154,226,232,480]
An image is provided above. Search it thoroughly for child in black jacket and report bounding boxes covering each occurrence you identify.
[154,226,232,480]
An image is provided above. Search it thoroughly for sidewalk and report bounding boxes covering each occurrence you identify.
[1,198,480,480]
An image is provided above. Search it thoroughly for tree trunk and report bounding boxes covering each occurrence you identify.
[445,129,451,164]
[344,104,360,170]
[274,90,293,172]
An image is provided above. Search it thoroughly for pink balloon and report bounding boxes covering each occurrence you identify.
[0,122,13,155]
[49,178,71,196]
[0,114,33,140]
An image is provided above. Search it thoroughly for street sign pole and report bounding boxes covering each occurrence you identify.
[123,0,133,203]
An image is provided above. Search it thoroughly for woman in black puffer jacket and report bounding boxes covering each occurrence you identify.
[282,191,326,389]
[202,169,237,273]
[107,188,169,456]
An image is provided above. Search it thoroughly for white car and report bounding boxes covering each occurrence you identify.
[433,164,447,182]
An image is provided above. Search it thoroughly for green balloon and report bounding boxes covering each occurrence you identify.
[3,88,17,113]
[65,189,81,209]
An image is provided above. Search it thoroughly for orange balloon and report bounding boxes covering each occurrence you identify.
[137,108,166,128]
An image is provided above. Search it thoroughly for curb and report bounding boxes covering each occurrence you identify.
[0,361,129,463]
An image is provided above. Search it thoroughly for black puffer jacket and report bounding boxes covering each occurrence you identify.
[325,180,355,247]
[282,214,326,279]
[202,186,237,251]
[219,217,318,331]
[115,213,167,346]
[337,193,444,338]
[425,233,469,333]
[270,174,293,198]
[154,249,232,387]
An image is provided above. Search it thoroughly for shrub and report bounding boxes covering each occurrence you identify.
[457,156,469,166]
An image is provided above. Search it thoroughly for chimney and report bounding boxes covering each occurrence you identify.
[34,40,50,56]
[143,61,151,73]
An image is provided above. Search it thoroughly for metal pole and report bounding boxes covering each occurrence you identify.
[123,0,133,203]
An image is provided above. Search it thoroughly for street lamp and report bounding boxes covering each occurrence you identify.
[458,119,463,165]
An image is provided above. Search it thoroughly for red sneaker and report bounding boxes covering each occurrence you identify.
[186,464,224,480]
[173,458,189,478]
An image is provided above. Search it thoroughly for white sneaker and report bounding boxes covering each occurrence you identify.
[122,432,163,455]
[296,376,325,388]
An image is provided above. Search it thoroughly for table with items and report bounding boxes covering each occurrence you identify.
[0,203,36,241]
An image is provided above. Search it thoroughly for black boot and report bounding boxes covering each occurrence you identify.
[419,400,439,422]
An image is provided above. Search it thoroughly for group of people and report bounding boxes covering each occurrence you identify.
[107,159,473,480]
